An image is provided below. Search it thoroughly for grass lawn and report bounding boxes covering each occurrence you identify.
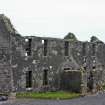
[16,91,80,100]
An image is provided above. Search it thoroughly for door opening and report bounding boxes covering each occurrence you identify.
[26,71,32,88]
[43,69,48,85]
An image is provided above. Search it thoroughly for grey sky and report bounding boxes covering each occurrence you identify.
[0,0,105,42]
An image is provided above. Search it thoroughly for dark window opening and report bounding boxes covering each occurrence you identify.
[65,41,69,56]
[28,39,32,47]
[82,43,86,56]
[43,69,48,85]
[84,66,87,70]
[44,40,48,56]
[26,71,32,88]
[64,68,71,70]
[26,38,32,56]
[92,66,96,69]
[92,44,96,56]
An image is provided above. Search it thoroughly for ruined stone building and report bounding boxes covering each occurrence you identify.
[0,14,105,93]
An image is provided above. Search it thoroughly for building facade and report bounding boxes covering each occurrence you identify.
[0,14,105,93]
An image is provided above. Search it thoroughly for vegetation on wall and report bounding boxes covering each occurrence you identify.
[90,36,103,43]
[64,32,78,42]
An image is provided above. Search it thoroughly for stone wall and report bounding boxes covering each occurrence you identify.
[0,14,13,92]
[0,14,105,93]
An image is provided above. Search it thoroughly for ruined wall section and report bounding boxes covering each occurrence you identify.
[23,37,65,90]
[22,36,84,91]
[70,41,86,67]
[10,34,26,91]
[1,14,105,92]
[13,35,105,92]
[92,41,105,85]
[0,14,27,92]
[8,34,105,92]
[0,14,13,92]
[72,40,105,88]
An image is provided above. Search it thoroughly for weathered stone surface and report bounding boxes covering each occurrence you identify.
[0,14,105,93]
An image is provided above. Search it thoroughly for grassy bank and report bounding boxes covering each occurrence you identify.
[16,91,80,100]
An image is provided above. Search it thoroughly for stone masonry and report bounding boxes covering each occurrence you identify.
[0,14,105,93]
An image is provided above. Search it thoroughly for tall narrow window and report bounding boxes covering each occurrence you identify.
[44,40,48,56]
[43,69,48,85]
[25,38,32,56]
[65,41,69,56]
[82,43,86,56]
[28,39,32,47]
[26,71,32,88]
[92,44,96,56]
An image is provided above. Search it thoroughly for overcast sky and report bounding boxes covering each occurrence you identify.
[0,0,105,42]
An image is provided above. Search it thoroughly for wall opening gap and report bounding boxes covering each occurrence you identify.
[43,69,48,85]
[26,71,32,88]
[25,38,32,56]
[44,40,48,56]
[64,41,69,56]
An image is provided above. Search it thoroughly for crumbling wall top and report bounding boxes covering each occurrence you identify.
[0,14,17,34]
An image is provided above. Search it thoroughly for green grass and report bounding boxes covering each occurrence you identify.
[16,91,80,100]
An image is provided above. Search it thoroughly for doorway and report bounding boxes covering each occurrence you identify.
[43,69,48,85]
[26,71,32,88]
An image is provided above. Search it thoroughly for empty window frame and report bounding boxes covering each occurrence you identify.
[43,40,48,56]
[64,41,69,56]
[25,38,32,56]
[43,69,48,85]
[84,66,87,70]
[64,68,71,70]
[25,38,29,42]
[92,66,96,70]
[26,71,32,88]
[42,40,44,44]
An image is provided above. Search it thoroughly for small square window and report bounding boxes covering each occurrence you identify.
[25,39,29,42]
[42,40,44,44]
[25,52,28,56]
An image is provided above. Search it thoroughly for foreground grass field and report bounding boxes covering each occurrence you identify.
[16,91,80,100]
